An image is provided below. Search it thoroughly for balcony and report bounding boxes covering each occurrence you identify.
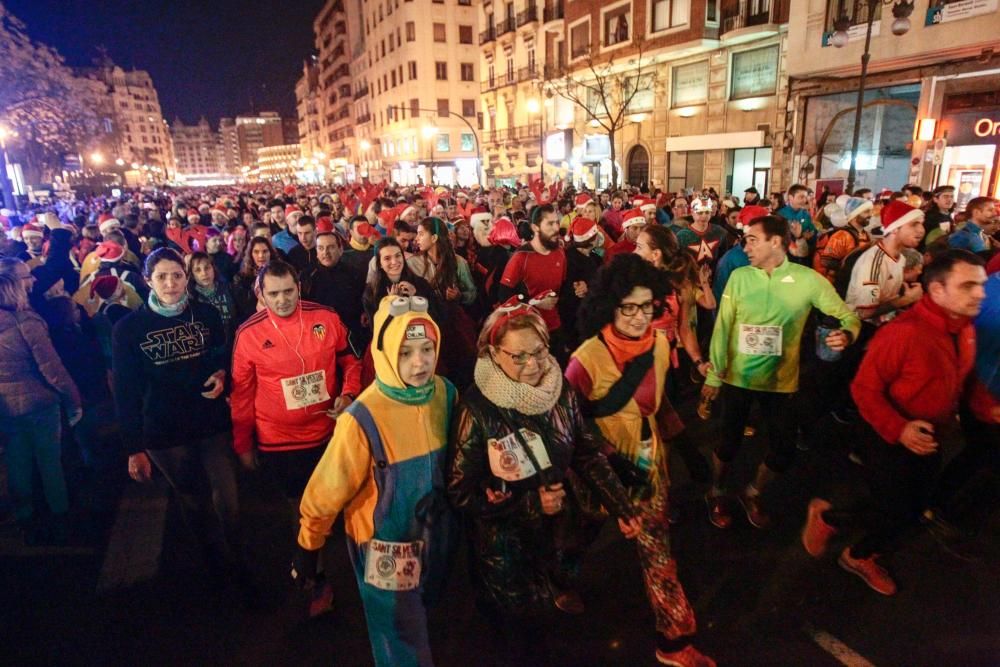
[517,4,538,27]
[496,18,515,38]
[353,85,369,100]
[480,26,496,44]
[484,125,541,147]
[720,0,785,35]
[481,66,539,93]
[543,1,564,23]
[356,112,372,124]
[541,63,566,80]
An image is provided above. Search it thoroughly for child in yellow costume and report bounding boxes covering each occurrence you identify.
[292,295,457,667]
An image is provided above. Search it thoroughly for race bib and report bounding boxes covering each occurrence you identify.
[487,428,552,482]
[280,369,330,410]
[738,324,782,356]
[364,539,423,591]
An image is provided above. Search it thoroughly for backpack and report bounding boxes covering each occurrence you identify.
[833,243,869,300]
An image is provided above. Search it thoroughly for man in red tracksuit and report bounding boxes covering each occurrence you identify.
[801,249,987,596]
[230,260,362,498]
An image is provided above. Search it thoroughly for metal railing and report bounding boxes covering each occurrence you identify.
[480,26,496,44]
[543,1,564,23]
[353,85,369,100]
[484,125,541,145]
[481,66,539,93]
[721,0,775,34]
[497,18,516,37]
[517,4,538,27]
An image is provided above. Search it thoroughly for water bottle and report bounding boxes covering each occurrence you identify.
[815,315,843,362]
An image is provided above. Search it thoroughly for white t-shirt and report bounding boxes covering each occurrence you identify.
[845,242,903,323]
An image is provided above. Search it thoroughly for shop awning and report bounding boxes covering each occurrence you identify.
[665,130,767,152]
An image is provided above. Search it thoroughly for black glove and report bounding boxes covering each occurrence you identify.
[290,546,320,590]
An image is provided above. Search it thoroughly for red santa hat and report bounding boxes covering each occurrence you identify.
[621,208,646,229]
[283,185,297,196]
[95,240,124,262]
[633,197,656,213]
[316,216,334,234]
[90,274,122,300]
[574,193,593,209]
[285,204,302,218]
[880,200,924,235]
[400,205,418,220]
[568,217,599,244]
[187,209,202,221]
[21,222,44,239]
[98,214,121,235]
[356,222,380,239]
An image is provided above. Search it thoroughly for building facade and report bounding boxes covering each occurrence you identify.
[217,112,295,175]
[171,117,225,182]
[296,57,325,161]
[785,0,1000,201]
[81,65,175,182]
[257,144,304,183]
[506,0,791,194]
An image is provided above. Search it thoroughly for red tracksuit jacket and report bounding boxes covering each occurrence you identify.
[851,295,976,445]
[230,300,362,454]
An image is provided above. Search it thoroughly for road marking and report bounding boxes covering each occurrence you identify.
[804,624,876,667]
[96,480,168,593]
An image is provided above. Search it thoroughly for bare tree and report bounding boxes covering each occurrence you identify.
[548,45,649,190]
[0,3,101,177]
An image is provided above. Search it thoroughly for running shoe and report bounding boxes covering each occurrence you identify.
[838,547,897,596]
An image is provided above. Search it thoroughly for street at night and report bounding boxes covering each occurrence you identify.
[2,1,1000,666]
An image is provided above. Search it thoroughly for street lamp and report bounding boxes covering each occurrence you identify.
[527,98,544,183]
[115,158,125,167]
[422,125,438,184]
[90,151,105,166]
[831,0,914,194]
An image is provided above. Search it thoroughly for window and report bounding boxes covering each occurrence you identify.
[625,74,654,111]
[437,98,450,117]
[406,21,416,41]
[381,40,386,57]
[462,99,476,117]
[396,27,401,45]
[571,21,590,58]
[436,62,448,80]
[586,88,604,117]
[434,23,446,42]
[391,70,397,87]
[730,45,779,99]
[604,4,630,46]
[409,61,418,79]
[460,63,474,81]
[671,60,709,107]
[651,0,689,32]
[667,150,704,193]
[459,25,473,44]
[461,133,474,151]
[436,133,450,152]
[411,98,420,117]
[458,0,471,4]
[825,0,881,31]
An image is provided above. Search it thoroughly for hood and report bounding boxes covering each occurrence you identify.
[372,295,441,390]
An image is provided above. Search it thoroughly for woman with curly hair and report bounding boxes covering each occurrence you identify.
[565,254,714,667]
[231,236,273,324]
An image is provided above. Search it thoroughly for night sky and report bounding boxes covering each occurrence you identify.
[7,0,326,127]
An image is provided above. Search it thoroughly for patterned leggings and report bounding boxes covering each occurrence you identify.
[634,485,697,640]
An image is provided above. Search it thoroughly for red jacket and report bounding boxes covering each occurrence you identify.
[851,295,976,445]
[230,301,362,454]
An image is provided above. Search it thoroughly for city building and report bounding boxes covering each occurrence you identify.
[171,117,225,182]
[80,65,175,182]
[296,57,325,161]
[506,0,791,194]
[218,112,297,174]
[257,144,304,183]
[313,0,356,181]
[785,0,1000,201]
[357,0,483,185]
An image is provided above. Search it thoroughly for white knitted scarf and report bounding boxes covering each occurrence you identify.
[474,355,562,415]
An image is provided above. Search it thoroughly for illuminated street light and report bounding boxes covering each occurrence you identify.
[526,98,541,114]
[90,151,105,166]
[131,162,140,169]
[115,158,125,166]
[360,139,371,151]
[421,125,438,139]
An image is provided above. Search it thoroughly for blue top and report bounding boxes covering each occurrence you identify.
[776,205,818,236]
[272,229,299,255]
[713,243,750,302]
[975,272,1000,400]
[948,221,987,253]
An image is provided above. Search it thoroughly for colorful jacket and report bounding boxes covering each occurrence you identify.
[852,295,976,445]
[706,258,860,393]
[230,300,361,454]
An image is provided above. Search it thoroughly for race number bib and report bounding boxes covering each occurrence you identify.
[364,539,423,591]
[487,429,552,482]
[280,370,330,410]
[738,324,782,356]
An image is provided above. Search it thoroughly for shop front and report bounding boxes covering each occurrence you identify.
[934,103,1000,205]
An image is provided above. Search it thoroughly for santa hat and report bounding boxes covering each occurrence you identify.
[691,198,713,214]
[633,197,656,213]
[400,206,418,220]
[470,211,492,229]
[285,204,302,218]
[823,202,848,229]
[283,185,297,196]
[90,274,122,301]
[843,196,873,223]
[737,205,771,229]
[95,240,124,263]
[356,222,380,239]
[568,217,599,243]
[456,191,469,200]
[21,222,44,239]
[187,209,202,220]
[487,217,520,247]
[211,204,227,217]
[316,216,334,234]
[622,208,646,228]
[880,200,924,235]
[574,193,593,209]
[98,214,121,235]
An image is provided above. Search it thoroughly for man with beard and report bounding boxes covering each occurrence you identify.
[499,203,567,358]
[303,231,368,349]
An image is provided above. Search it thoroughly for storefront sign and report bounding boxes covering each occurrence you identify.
[730,46,778,100]
[926,0,998,26]
[938,111,1000,145]
[672,61,709,108]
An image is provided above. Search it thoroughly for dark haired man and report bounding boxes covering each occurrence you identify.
[803,250,987,596]
[702,216,859,530]
[287,215,318,275]
[304,232,368,349]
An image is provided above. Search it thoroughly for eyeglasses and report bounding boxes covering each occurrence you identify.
[617,301,655,317]
[497,346,548,366]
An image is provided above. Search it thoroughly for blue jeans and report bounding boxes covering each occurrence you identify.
[0,404,68,521]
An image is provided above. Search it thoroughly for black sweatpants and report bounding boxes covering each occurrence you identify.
[716,384,796,474]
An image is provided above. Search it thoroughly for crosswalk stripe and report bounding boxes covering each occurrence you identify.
[96,480,168,593]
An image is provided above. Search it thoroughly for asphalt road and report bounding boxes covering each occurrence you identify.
[2,392,998,667]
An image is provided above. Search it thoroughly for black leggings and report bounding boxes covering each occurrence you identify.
[716,384,796,474]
